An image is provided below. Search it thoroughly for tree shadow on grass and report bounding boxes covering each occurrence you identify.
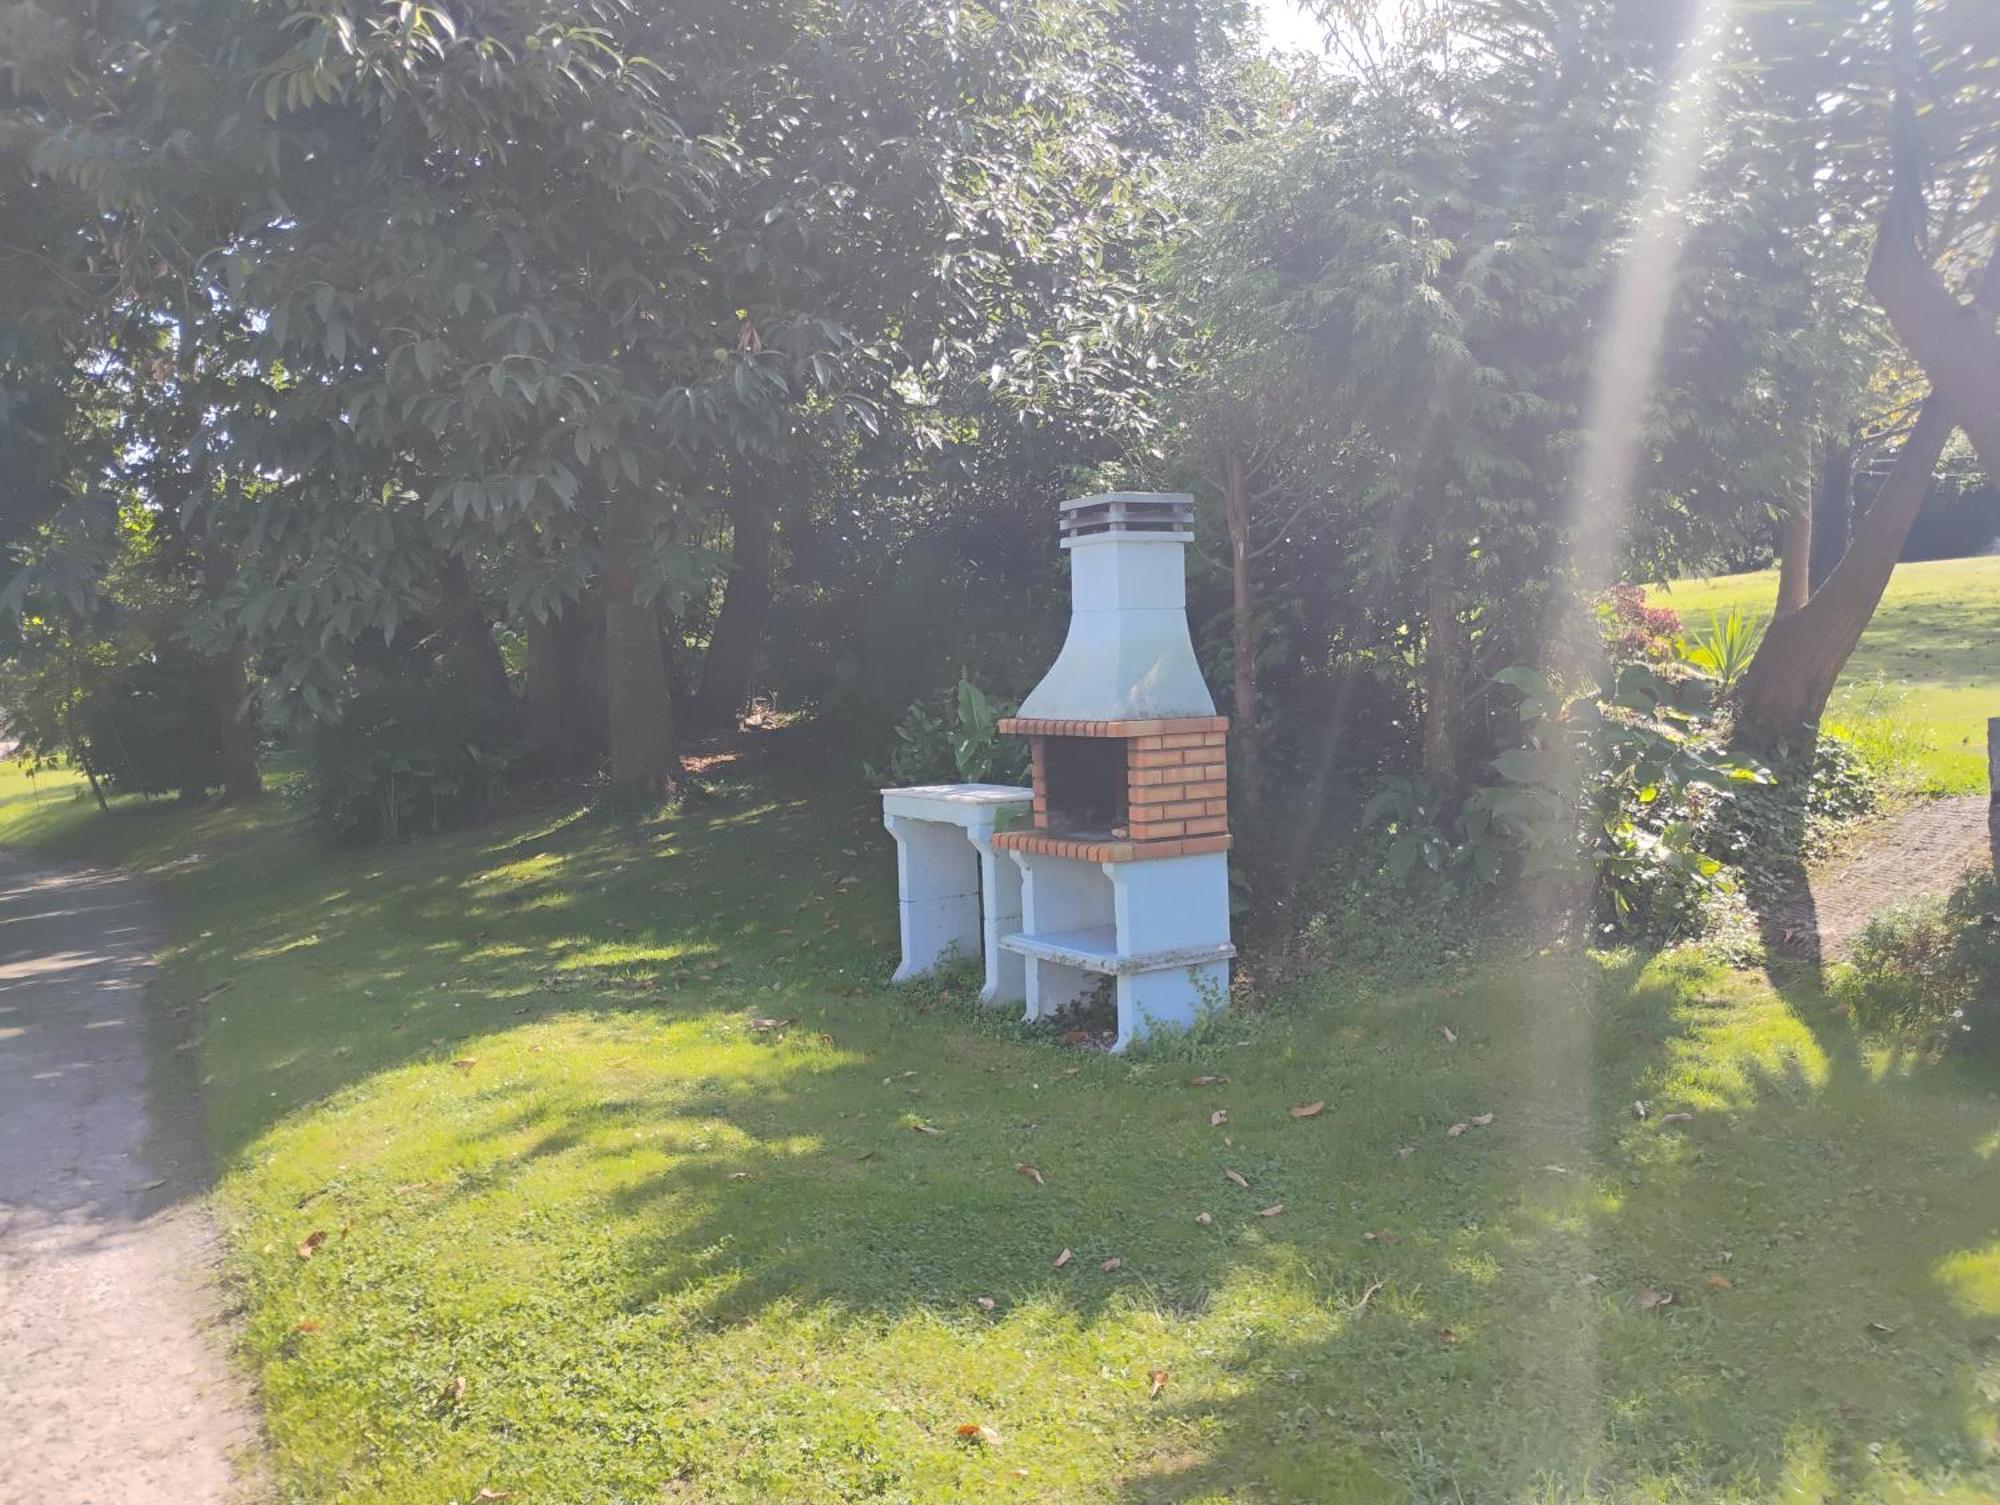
[288,939,2000,1501]
[119,734,2000,1500]
[1111,960,2000,1503]
[171,752,901,1165]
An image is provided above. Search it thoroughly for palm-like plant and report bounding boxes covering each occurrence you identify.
[1680,607,1765,691]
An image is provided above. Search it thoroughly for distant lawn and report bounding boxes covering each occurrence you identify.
[1654,554,2000,794]
[5,747,1997,1503]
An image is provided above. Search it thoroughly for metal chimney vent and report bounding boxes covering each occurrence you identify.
[1058,493,1195,545]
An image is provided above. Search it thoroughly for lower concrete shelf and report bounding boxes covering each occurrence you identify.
[1000,926,1237,978]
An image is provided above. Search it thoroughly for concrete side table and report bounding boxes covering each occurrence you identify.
[881,784,1033,1005]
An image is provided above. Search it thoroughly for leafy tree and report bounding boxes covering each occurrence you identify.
[1730,0,2000,752]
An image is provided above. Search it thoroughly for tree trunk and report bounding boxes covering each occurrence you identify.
[1421,540,1459,797]
[522,595,608,777]
[1866,182,2000,482]
[523,611,567,772]
[1808,439,1854,592]
[438,553,513,713]
[1774,442,1812,617]
[212,642,262,803]
[690,493,775,731]
[200,551,261,802]
[1221,447,1261,816]
[1732,393,1954,754]
[603,488,677,798]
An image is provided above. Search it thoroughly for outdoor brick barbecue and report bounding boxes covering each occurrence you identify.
[991,492,1235,1048]
[879,492,1234,1050]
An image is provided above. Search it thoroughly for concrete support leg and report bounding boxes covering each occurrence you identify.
[1112,960,1229,1054]
[969,827,1025,1007]
[882,813,982,982]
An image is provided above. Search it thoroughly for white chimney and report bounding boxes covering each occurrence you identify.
[1015,493,1216,722]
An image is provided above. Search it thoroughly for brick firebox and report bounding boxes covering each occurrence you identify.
[992,714,1230,864]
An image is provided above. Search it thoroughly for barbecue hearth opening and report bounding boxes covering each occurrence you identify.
[1040,736,1128,837]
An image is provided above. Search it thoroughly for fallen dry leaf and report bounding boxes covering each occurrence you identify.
[727,1171,750,1182]
[976,1296,997,1312]
[1100,1256,1123,1273]
[1015,1162,1045,1185]
[1437,1025,1457,1044]
[1209,1109,1229,1127]
[1224,1169,1249,1189]
[1469,1112,1495,1127]
[1187,1075,1229,1087]
[1058,1066,1082,1077]
[1436,1326,1458,1346]
[443,1374,468,1404]
[1053,1247,1073,1268]
[1705,1274,1734,1292]
[295,1230,328,1260]
[294,1319,321,1334]
[1148,1368,1169,1399]
[911,1122,944,1136]
[451,1057,478,1072]
[1396,1145,1416,1160]
[1194,1211,1214,1227]
[1363,1230,1399,1244]
[1258,1204,1285,1218]
[748,1017,794,1032]
[1446,1122,1469,1138]
[1289,1101,1326,1119]
[1353,1279,1385,1315]
[956,1422,1002,1446]
[474,1491,511,1502]
[1632,1100,1649,1120]
[1865,1320,1898,1336]
[1636,1286,1674,1311]
[1660,1111,1694,1125]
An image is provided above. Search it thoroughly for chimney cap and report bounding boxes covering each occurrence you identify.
[1058,492,1194,548]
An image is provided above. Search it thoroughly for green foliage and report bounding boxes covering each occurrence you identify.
[1836,870,2000,1055]
[869,676,1028,788]
[1678,606,1764,690]
[1359,774,1504,887]
[71,647,223,800]
[1480,663,1769,940]
[1707,732,1879,898]
[299,676,521,842]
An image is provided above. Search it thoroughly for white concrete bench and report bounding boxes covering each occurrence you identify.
[880,784,1034,1005]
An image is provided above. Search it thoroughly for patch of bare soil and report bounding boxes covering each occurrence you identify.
[1764,796,1992,961]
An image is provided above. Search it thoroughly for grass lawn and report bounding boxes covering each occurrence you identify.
[4,750,1998,1503]
[1653,554,2000,794]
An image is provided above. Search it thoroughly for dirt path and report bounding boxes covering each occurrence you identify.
[0,854,261,1503]
[1776,795,1994,961]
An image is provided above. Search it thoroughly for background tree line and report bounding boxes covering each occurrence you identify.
[0,0,1993,900]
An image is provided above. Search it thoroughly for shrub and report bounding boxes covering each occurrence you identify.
[1835,869,2000,1054]
[1706,731,1878,897]
[1479,662,1766,940]
[300,675,521,841]
[867,676,1029,788]
[1596,585,1682,665]
[1677,606,1763,691]
[73,648,225,800]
